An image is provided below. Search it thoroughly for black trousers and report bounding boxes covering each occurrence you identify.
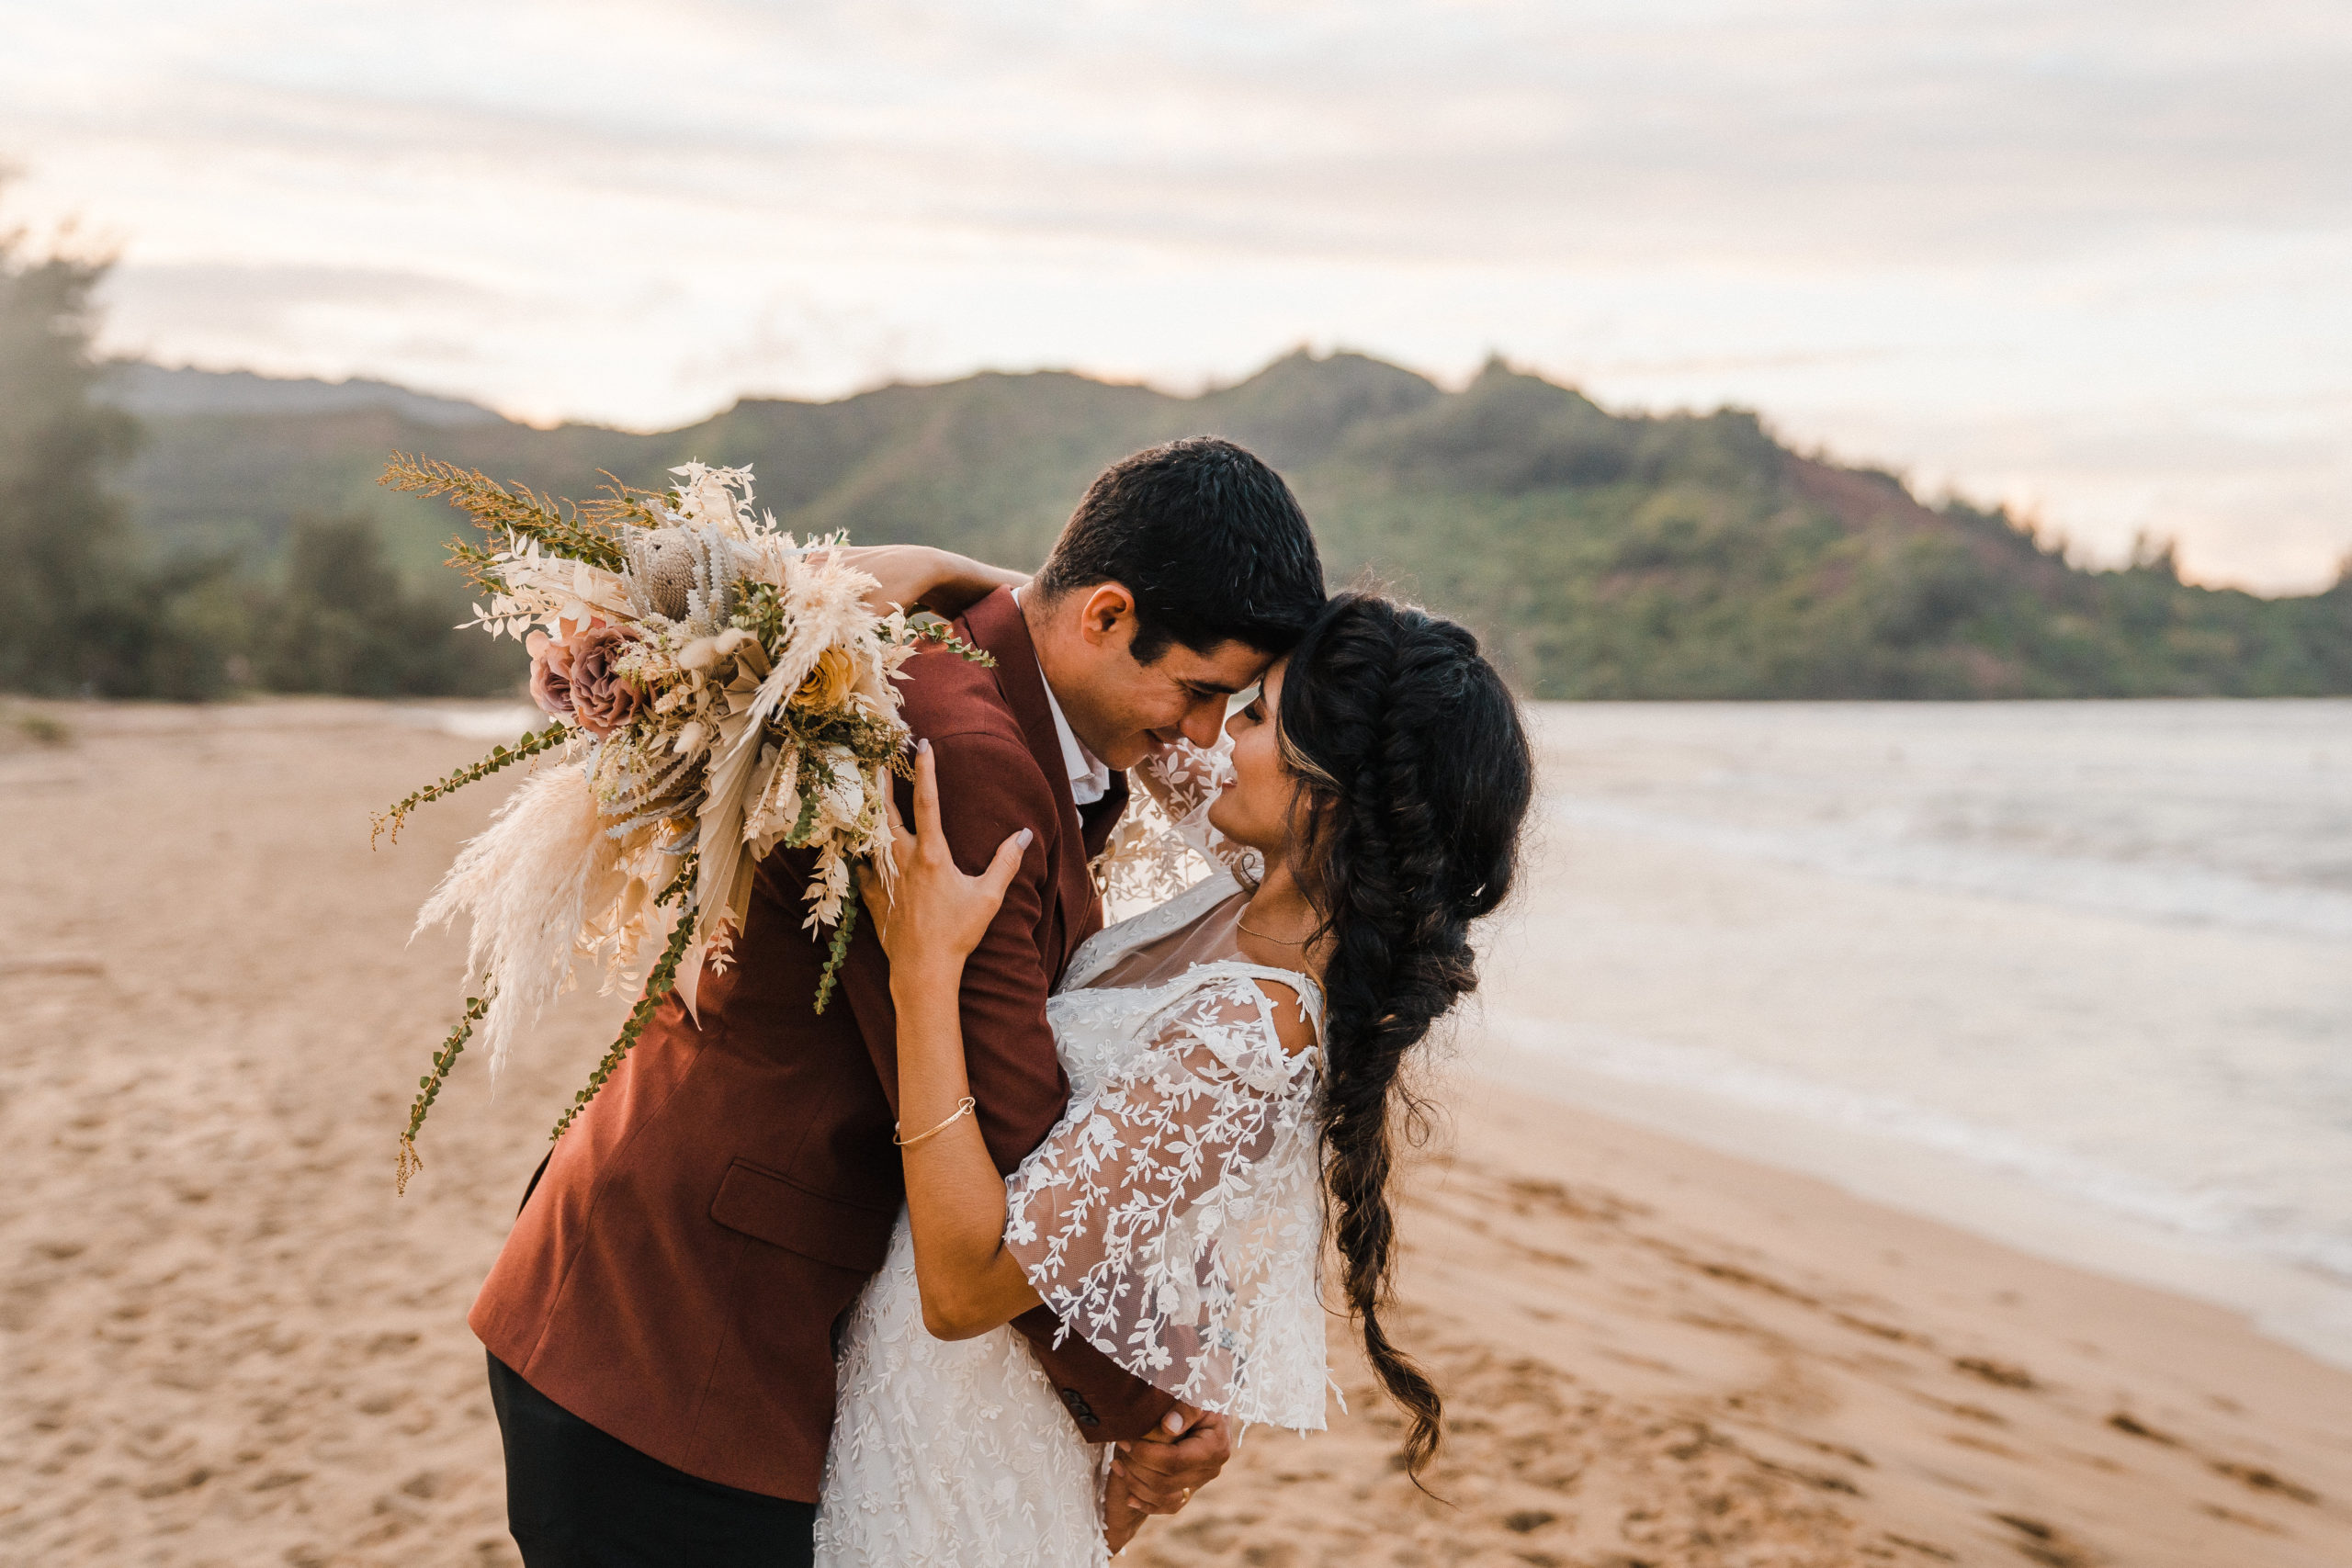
[487,1353,815,1567]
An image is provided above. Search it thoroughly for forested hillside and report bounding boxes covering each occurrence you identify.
[96,352,2352,699]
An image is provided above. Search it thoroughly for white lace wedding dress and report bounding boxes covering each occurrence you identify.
[812,748,1330,1567]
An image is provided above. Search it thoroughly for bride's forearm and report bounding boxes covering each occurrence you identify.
[920,550,1029,615]
[830,545,1030,621]
[892,961,1043,1339]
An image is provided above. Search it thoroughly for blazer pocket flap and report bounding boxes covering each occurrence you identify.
[709,1159,895,1274]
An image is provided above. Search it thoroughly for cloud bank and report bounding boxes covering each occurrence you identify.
[3,0,2347,588]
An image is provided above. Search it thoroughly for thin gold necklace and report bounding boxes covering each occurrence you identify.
[1237,912,1313,946]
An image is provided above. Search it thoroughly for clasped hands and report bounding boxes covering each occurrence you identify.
[1105,1404,1232,1552]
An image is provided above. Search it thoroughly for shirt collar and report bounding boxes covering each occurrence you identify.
[1012,586,1111,807]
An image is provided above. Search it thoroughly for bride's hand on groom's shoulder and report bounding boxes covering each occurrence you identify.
[857,740,1032,987]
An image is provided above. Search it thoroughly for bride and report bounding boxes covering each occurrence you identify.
[813,592,1533,1565]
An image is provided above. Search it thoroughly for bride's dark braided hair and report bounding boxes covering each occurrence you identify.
[1276,592,1533,1482]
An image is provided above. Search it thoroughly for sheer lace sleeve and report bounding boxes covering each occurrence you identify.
[1005,965,1329,1431]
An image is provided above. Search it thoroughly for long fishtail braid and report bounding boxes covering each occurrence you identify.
[1277,593,1533,1483]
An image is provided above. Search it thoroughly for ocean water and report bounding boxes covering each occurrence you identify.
[1477,700,2352,1361]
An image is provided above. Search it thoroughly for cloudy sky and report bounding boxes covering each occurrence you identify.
[5,0,2347,590]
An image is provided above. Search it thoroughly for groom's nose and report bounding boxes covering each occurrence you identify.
[1178,699,1225,749]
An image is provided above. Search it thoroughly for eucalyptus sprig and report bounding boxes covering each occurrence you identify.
[395,990,492,1195]
[813,897,858,1015]
[912,618,996,668]
[372,719,572,846]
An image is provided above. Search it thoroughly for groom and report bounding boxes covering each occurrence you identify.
[469,436,1329,1564]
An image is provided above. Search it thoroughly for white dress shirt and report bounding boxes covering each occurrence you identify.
[1013,586,1112,807]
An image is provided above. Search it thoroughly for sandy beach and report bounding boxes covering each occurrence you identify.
[5,698,2349,1567]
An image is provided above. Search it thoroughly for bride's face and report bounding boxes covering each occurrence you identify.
[1207,660,1300,857]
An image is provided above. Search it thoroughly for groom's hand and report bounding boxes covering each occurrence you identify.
[1111,1404,1232,1516]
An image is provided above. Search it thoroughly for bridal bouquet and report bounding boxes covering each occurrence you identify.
[376,456,986,1190]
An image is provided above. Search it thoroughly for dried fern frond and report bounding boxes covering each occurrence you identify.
[380,454,628,571]
[575,470,674,534]
[444,535,509,594]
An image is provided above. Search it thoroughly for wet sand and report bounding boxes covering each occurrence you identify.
[4,699,2349,1566]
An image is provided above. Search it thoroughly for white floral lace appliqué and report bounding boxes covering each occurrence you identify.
[1007,966,1328,1430]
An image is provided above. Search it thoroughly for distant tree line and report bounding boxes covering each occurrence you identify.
[0,231,517,700]
[10,216,2348,703]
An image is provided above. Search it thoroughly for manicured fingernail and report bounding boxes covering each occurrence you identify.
[1163,1411,1184,1433]
[1015,828,1034,848]
[917,738,931,755]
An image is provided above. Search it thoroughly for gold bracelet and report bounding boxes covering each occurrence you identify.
[894,1096,976,1148]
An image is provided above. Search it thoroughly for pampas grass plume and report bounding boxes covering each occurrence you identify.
[415,761,623,1077]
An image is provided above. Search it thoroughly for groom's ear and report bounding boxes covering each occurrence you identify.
[1072,583,1141,653]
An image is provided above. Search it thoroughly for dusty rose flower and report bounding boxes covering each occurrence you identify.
[525,628,575,717]
[565,623,645,737]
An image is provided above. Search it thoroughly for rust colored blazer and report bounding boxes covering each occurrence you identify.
[469,587,1173,1501]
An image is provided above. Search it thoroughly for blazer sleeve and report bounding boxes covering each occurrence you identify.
[840,727,1068,1172]
[837,726,1180,1442]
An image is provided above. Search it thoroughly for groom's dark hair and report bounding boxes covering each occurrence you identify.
[1035,436,1325,663]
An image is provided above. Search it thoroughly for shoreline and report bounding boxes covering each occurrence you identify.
[1490,698,2352,1376]
[1135,1062,2352,1567]
[1475,1031,2352,1376]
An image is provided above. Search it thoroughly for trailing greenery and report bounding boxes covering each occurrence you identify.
[394,990,492,1195]
[547,857,700,1145]
[813,897,857,1016]
[371,717,572,845]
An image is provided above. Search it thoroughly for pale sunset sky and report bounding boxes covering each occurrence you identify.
[3,0,2346,591]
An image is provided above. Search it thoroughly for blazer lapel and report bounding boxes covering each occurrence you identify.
[961,588,1071,820]
[956,589,1119,966]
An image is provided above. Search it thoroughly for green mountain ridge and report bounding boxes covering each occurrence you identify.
[99,351,2352,699]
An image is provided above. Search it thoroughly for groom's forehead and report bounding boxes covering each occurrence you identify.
[1159,638,1271,693]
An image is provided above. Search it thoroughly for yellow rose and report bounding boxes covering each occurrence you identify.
[792,647,858,712]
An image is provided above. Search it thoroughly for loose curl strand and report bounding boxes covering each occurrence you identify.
[1276,592,1534,1483]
